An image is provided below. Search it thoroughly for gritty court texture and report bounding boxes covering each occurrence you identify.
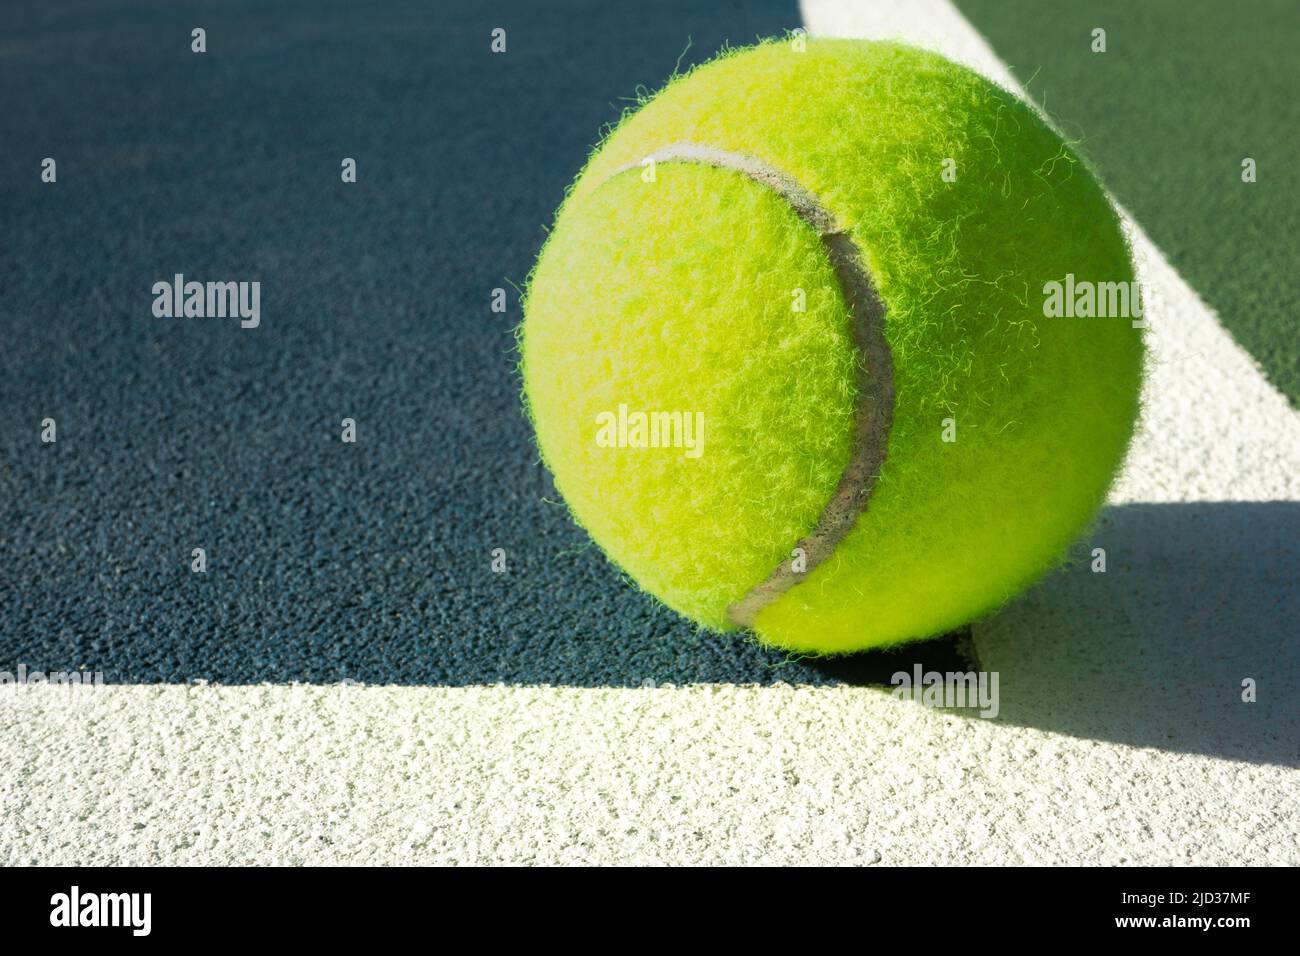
[0,0,1296,864]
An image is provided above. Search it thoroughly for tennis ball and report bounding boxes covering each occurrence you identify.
[522,39,1143,655]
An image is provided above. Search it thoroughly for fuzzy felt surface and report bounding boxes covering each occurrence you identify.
[523,39,1144,653]
[525,165,858,630]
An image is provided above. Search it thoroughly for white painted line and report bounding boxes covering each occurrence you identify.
[3,682,1293,865]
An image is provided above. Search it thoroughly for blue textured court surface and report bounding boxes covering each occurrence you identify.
[0,0,982,685]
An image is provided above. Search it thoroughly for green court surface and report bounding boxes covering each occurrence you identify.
[958,0,1299,406]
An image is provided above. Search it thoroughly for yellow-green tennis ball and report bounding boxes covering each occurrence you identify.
[522,39,1143,655]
